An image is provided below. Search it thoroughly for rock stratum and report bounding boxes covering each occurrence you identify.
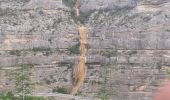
[0,0,170,100]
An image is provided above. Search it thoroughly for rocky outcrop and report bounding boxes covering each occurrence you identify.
[0,0,170,100]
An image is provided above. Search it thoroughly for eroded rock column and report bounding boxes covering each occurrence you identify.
[70,0,88,95]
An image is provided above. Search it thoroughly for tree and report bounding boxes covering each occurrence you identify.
[10,64,34,99]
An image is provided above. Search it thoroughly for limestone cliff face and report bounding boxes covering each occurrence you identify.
[0,0,170,100]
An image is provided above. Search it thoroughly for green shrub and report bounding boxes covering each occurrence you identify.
[24,96,46,100]
[166,68,170,75]
[32,47,52,56]
[97,63,115,100]
[0,92,46,100]
[100,50,117,58]
[21,64,34,69]
[62,0,76,8]
[52,87,68,94]
[70,10,95,24]
[9,50,21,56]
[8,64,34,95]
[44,78,56,85]
[32,47,51,52]
[97,87,112,100]
[78,11,95,24]
[0,92,15,100]
[0,8,17,16]
[44,78,52,85]
[68,44,80,54]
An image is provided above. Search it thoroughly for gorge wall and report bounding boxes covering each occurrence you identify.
[0,0,170,100]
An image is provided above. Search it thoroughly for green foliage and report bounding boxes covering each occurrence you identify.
[47,97,55,100]
[63,0,94,24]
[32,47,51,52]
[9,64,34,96]
[79,11,95,24]
[44,78,56,85]
[101,50,117,58]
[52,18,63,29]
[75,91,81,96]
[52,17,63,28]
[44,78,52,85]
[32,47,52,56]
[9,50,21,56]
[102,63,111,84]
[21,64,34,69]
[166,68,170,75]
[62,0,76,8]
[24,96,46,100]
[16,66,34,94]
[0,8,17,16]
[52,87,68,94]
[0,92,46,100]
[68,44,80,54]
[98,87,112,100]
[70,11,94,24]
[0,92,15,100]
[8,48,53,57]
[97,63,113,100]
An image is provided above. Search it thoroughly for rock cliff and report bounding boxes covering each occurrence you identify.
[0,0,170,100]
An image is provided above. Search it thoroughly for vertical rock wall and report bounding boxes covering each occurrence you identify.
[0,0,170,100]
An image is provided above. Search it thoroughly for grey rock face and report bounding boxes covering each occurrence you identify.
[80,0,137,12]
[0,0,170,100]
[24,0,65,9]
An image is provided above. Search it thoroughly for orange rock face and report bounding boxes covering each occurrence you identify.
[70,24,88,95]
[70,56,86,95]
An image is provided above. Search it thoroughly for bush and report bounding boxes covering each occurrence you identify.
[24,96,46,100]
[70,10,95,24]
[9,50,21,56]
[32,48,51,52]
[62,0,76,8]
[97,63,115,100]
[0,92,15,100]
[68,44,80,54]
[0,92,46,100]
[21,64,34,69]
[52,87,68,94]
[97,87,112,100]
[0,8,17,16]
[166,68,170,75]
[100,50,117,58]
[32,47,52,56]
